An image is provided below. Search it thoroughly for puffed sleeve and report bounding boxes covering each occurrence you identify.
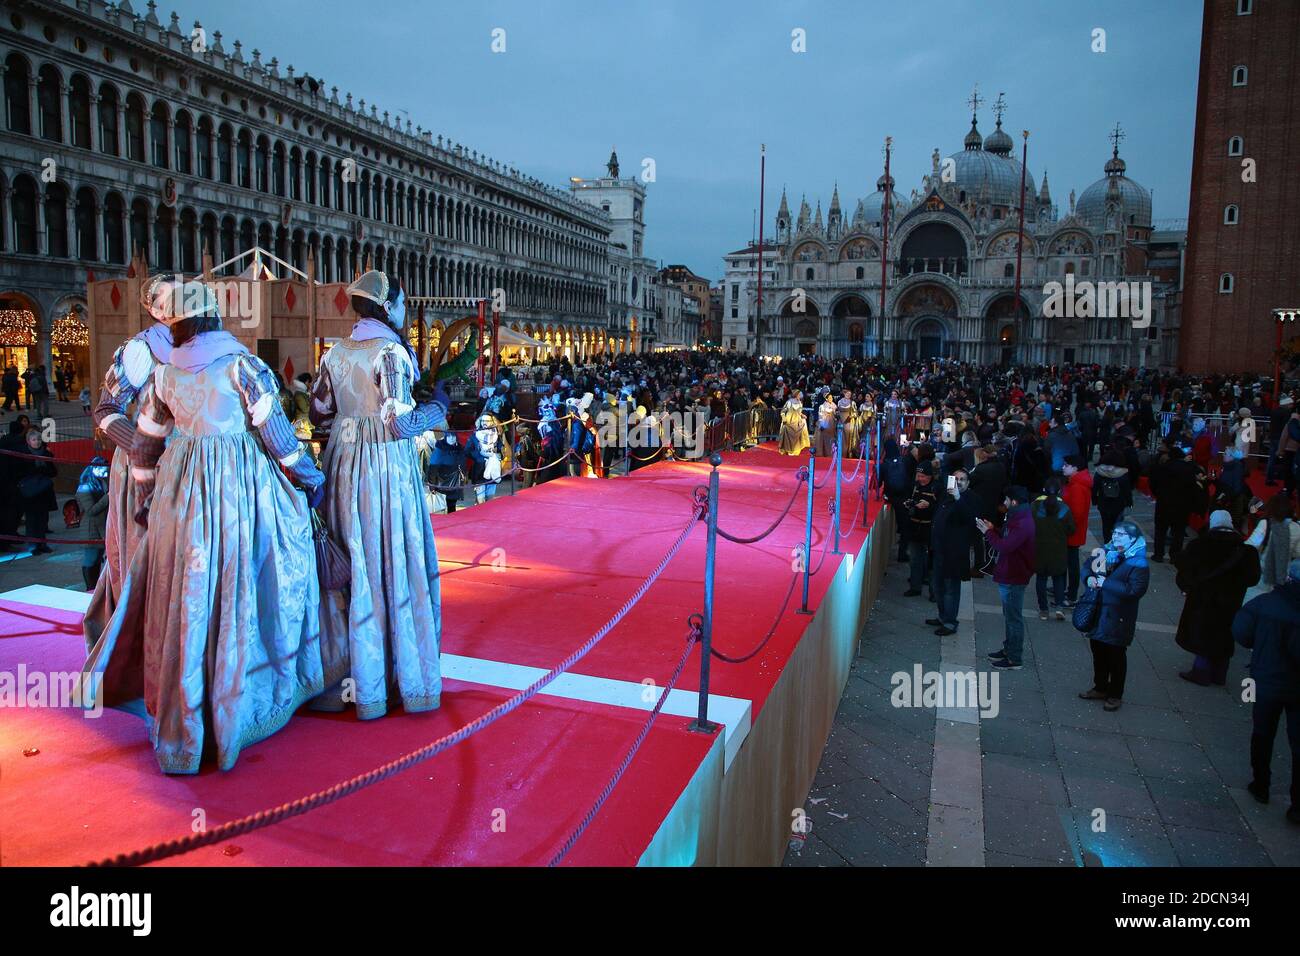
[232,354,324,497]
[373,342,447,440]
[128,371,174,513]
[308,360,337,429]
[95,339,156,451]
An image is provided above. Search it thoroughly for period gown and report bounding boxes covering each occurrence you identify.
[840,397,862,459]
[813,396,838,459]
[778,395,809,456]
[83,332,326,773]
[309,322,447,719]
[82,323,173,652]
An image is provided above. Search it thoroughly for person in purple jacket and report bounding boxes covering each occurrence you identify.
[977,485,1038,670]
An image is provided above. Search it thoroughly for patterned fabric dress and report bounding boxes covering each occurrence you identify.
[83,344,325,774]
[310,330,447,720]
[82,328,170,652]
[779,396,809,456]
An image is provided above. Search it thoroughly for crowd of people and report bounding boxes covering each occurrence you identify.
[0,284,1291,814]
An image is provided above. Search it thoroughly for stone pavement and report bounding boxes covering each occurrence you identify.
[785,492,1300,868]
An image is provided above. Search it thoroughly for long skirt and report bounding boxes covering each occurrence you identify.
[779,420,809,456]
[81,446,145,653]
[83,432,324,774]
[315,415,442,720]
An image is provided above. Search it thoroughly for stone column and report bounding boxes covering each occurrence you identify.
[27,76,39,138]
[59,82,70,144]
[116,102,127,159]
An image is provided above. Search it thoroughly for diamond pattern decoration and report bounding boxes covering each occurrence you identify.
[334,287,350,315]
[110,283,122,310]
[284,285,296,311]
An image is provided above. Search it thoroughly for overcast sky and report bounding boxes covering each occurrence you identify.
[183,0,1202,281]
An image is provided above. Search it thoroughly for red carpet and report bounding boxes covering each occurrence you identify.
[0,445,877,866]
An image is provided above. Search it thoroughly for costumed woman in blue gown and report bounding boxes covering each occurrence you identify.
[309,270,450,719]
[83,280,328,774]
[82,276,178,650]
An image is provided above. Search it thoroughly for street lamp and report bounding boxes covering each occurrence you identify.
[1274,307,1299,403]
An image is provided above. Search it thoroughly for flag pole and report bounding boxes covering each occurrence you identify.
[880,137,892,360]
[756,144,766,355]
[1014,130,1030,361]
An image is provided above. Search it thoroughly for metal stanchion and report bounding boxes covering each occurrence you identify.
[832,422,844,555]
[799,445,815,615]
[863,440,871,528]
[688,452,722,736]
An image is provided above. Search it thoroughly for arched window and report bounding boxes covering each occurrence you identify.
[75,186,97,260]
[1224,204,1239,225]
[272,141,286,197]
[149,101,169,168]
[1227,136,1244,157]
[37,65,61,142]
[177,208,197,273]
[69,75,92,148]
[236,130,252,189]
[1004,263,1015,278]
[103,193,125,264]
[255,136,270,192]
[200,213,217,266]
[153,204,175,271]
[12,176,39,253]
[196,117,213,179]
[218,124,234,184]
[97,83,118,154]
[124,94,146,163]
[129,198,149,260]
[1232,65,1248,86]
[805,267,814,281]
[290,147,302,201]
[220,216,236,267]
[174,110,192,174]
[1219,273,1234,294]
[45,182,69,257]
[855,266,865,280]
[4,54,31,134]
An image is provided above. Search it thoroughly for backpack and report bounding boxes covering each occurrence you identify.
[1098,475,1123,500]
[882,456,910,495]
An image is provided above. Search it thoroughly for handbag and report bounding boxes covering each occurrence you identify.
[312,510,351,592]
[17,474,52,499]
[1072,585,1102,633]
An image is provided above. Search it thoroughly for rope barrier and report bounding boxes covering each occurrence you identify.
[549,618,702,866]
[710,575,797,665]
[0,533,105,546]
[715,467,807,545]
[808,501,835,577]
[84,498,705,868]
[0,446,99,465]
[839,443,868,483]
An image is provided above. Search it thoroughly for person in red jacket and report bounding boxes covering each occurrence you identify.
[978,485,1037,670]
[1061,455,1094,607]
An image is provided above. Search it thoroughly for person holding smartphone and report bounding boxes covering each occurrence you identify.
[979,486,1037,671]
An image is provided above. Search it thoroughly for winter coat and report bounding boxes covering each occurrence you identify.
[1044,425,1080,474]
[1031,495,1076,575]
[1150,457,1205,518]
[1088,551,1150,648]
[985,503,1036,586]
[967,458,1008,520]
[903,479,938,543]
[13,444,57,513]
[1173,528,1262,661]
[1062,470,1093,548]
[930,490,980,581]
[1233,581,1300,703]
[1092,464,1132,512]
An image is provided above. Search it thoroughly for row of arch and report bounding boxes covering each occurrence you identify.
[0,169,607,316]
[775,288,1034,321]
[2,52,606,272]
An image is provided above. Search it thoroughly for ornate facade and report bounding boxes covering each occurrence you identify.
[750,96,1184,368]
[0,0,640,384]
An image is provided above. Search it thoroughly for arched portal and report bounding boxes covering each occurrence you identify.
[832,294,872,358]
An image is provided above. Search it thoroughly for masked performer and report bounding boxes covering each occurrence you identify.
[83,281,326,774]
[309,271,449,719]
[840,390,861,460]
[779,389,809,456]
[814,388,838,459]
[467,413,505,500]
[82,276,178,650]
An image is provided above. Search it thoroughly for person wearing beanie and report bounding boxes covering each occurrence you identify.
[1079,519,1150,711]
[1092,449,1133,544]
[1233,557,1300,823]
[978,485,1037,670]
[1060,455,1093,606]
[902,460,938,598]
[1173,509,1262,687]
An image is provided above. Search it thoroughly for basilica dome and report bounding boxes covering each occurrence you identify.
[1074,150,1152,229]
[945,145,1036,207]
[854,174,906,227]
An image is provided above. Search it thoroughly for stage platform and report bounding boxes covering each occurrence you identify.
[0,444,889,867]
